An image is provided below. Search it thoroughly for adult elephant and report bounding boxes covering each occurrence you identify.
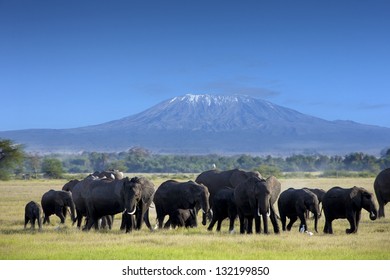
[196,168,261,223]
[41,190,76,224]
[207,188,237,233]
[323,186,377,234]
[278,188,320,233]
[374,168,390,218]
[62,179,80,192]
[153,180,210,229]
[24,201,43,230]
[234,177,279,234]
[81,177,154,232]
[71,175,103,229]
[118,177,155,232]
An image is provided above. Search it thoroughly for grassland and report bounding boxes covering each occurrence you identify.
[1,175,389,260]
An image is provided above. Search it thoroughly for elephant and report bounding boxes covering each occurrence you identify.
[195,168,262,223]
[302,187,326,218]
[207,188,237,233]
[62,179,80,192]
[153,180,210,229]
[79,177,154,232]
[118,177,155,232]
[374,168,390,218]
[41,190,76,224]
[234,177,279,234]
[92,169,124,180]
[166,209,197,229]
[277,188,320,233]
[323,186,378,234]
[24,201,43,230]
[71,175,117,230]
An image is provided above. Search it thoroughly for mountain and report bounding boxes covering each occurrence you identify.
[1,94,389,155]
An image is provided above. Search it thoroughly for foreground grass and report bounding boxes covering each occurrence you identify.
[1,176,390,260]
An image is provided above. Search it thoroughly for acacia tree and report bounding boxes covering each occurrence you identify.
[0,139,25,180]
[41,158,64,179]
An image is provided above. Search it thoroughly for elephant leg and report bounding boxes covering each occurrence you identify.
[163,217,172,229]
[84,216,96,231]
[24,215,30,229]
[43,214,49,224]
[378,201,385,218]
[355,210,361,231]
[298,213,307,232]
[255,215,261,234]
[120,214,126,230]
[324,219,333,234]
[262,214,269,234]
[136,210,143,230]
[31,217,36,229]
[216,219,223,231]
[126,215,135,233]
[286,216,297,231]
[54,206,66,223]
[207,216,218,231]
[228,217,235,233]
[76,210,83,228]
[280,213,287,231]
[270,207,280,234]
[247,217,254,234]
[346,212,357,234]
[238,213,246,234]
[143,209,152,231]
[157,214,165,229]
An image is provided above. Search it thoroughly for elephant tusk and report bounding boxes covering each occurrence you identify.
[127,207,137,215]
[257,209,261,217]
[267,209,271,217]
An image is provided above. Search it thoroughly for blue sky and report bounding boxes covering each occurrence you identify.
[1,0,389,130]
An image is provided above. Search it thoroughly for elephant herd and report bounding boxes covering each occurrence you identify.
[24,168,390,236]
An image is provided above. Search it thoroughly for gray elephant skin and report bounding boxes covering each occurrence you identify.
[119,177,155,232]
[70,176,113,229]
[167,209,198,228]
[24,201,43,230]
[207,188,237,232]
[374,168,390,218]
[75,176,154,232]
[323,186,377,234]
[234,177,279,234]
[153,180,210,229]
[41,190,76,224]
[92,169,124,180]
[277,188,320,233]
[195,168,261,223]
[302,188,326,218]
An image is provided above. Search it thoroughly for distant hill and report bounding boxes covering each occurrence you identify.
[1,94,389,155]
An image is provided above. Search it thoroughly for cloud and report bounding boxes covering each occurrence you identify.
[198,80,280,99]
[357,103,390,110]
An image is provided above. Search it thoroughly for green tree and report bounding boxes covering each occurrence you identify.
[41,158,64,179]
[0,139,25,180]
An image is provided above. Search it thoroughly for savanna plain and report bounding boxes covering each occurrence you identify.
[0,174,389,260]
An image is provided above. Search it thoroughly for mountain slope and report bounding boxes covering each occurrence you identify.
[1,94,389,155]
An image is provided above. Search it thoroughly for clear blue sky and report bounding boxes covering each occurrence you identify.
[1,0,389,131]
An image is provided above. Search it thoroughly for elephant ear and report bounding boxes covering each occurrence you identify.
[350,186,362,209]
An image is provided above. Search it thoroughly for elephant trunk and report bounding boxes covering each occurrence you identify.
[314,212,318,233]
[69,202,76,223]
[369,209,378,221]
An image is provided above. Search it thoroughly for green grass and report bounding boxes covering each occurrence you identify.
[1,176,390,260]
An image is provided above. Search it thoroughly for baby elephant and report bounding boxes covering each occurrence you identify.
[24,201,43,230]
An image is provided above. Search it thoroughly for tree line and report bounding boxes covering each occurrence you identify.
[1,139,390,180]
